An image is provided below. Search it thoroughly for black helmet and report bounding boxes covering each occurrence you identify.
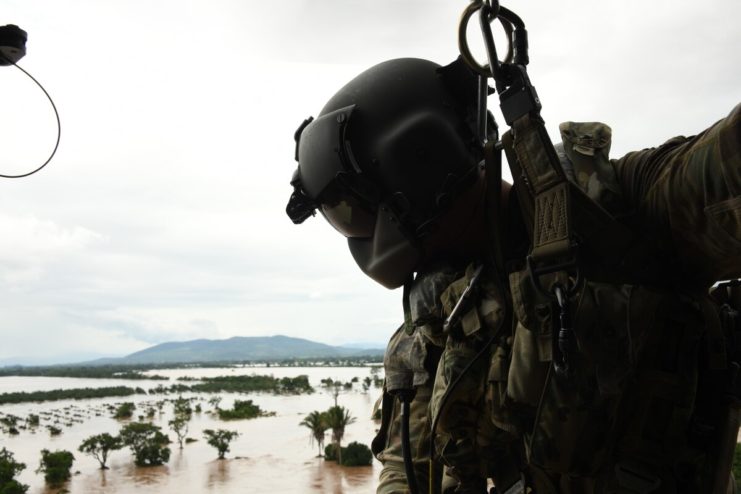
[286,57,483,288]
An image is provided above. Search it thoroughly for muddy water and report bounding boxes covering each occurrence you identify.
[0,367,383,493]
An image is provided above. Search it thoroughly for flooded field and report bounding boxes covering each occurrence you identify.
[0,366,383,493]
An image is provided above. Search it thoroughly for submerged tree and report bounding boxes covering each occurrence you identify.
[36,449,75,487]
[172,396,192,419]
[208,396,222,411]
[113,402,136,420]
[299,411,329,457]
[119,422,171,467]
[203,429,239,459]
[168,416,189,449]
[324,406,356,465]
[0,447,29,494]
[78,433,123,470]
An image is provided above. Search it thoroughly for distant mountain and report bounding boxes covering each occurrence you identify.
[84,335,385,365]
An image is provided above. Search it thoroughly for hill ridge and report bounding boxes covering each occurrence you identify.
[97,335,384,365]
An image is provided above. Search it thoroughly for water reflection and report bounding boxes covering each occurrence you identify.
[307,460,374,494]
[206,458,230,489]
[122,463,169,487]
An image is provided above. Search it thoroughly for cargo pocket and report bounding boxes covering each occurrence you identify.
[487,340,518,434]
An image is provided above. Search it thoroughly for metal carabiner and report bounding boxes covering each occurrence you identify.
[458,1,513,79]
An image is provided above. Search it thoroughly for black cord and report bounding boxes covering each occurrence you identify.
[400,394,420,494]
[0,52,61,178]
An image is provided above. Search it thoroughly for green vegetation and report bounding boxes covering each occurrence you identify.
[0,386,142,405]
[0,447,29,494]
[324,443,338,461]
[208,396,222,410]
[340,442,372,466]
[146,375,313,397]
[734,443,741,486]
[217,400,271,420]
[113,402,136,419]
[0,414,20,434]
[190,375,314,394]
[119,422,171,467]
[36,449,75,486]
[78,433,123,469]
[203,429,240,459]
[300,411,329,457]
[0,365,168,380]
[169,396,192,449]
[323,441,372,466]
[26,414,40,427]
[302,404,358,465]
[324,405,356,466]
[172,396,193,418]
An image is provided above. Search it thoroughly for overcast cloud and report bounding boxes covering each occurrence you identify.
[1,0,739,363]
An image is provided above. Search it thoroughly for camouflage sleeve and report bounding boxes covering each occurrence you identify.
[375,382,440,494]
[611,103,741,284]
[373,324,444,494]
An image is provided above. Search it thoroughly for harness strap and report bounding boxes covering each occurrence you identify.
[503,120,641,283]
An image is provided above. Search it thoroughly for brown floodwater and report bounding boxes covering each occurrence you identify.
[0,367,382,493]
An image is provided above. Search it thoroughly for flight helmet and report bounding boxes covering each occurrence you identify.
[286,57,484,288]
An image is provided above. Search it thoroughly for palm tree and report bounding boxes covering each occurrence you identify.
[324,405,356,465]
[299,411,329,457]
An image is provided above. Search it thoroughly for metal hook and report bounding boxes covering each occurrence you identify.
[458,1,513,79]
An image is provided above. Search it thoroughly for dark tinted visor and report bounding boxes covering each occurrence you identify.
[320,182,377,238]
[297,105,356,200]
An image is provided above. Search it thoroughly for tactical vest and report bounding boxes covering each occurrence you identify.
[496,122,738,493]
[382,122,738,494]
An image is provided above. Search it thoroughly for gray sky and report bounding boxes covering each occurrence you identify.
[1,0,739,364]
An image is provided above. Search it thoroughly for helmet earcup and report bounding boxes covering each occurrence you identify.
[347,209,420,289]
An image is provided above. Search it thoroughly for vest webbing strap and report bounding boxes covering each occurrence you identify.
[499,114,575,272]
[502,117,636,278]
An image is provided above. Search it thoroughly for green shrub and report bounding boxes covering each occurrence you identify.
[119,422,170,467]
[113,402,136,419]
[324,443,338,461]
[78,433,122,470]
[203,429,240,459]
[341,442,372,466]
[37,449,74,486]
[217,400,267,420]
[733,443,741,486]
[0,447,28,494]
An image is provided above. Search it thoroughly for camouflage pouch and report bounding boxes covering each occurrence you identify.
[556,121,624,214]
[430,265,508,487]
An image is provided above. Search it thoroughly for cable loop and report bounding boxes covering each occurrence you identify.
[0,52,61,179]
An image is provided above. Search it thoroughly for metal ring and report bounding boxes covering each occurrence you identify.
[458,1,513,78]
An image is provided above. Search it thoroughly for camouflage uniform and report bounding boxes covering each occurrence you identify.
[374,104,741,494]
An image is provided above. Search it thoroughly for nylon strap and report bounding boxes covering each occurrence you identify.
[484,140,505,273]
[505,114,575,266]
[502,118,636,278]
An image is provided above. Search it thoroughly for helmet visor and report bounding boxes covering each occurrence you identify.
[320,182,377,238]
[297,105,356,200]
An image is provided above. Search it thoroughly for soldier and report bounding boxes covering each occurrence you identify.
[285,54,740,494]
